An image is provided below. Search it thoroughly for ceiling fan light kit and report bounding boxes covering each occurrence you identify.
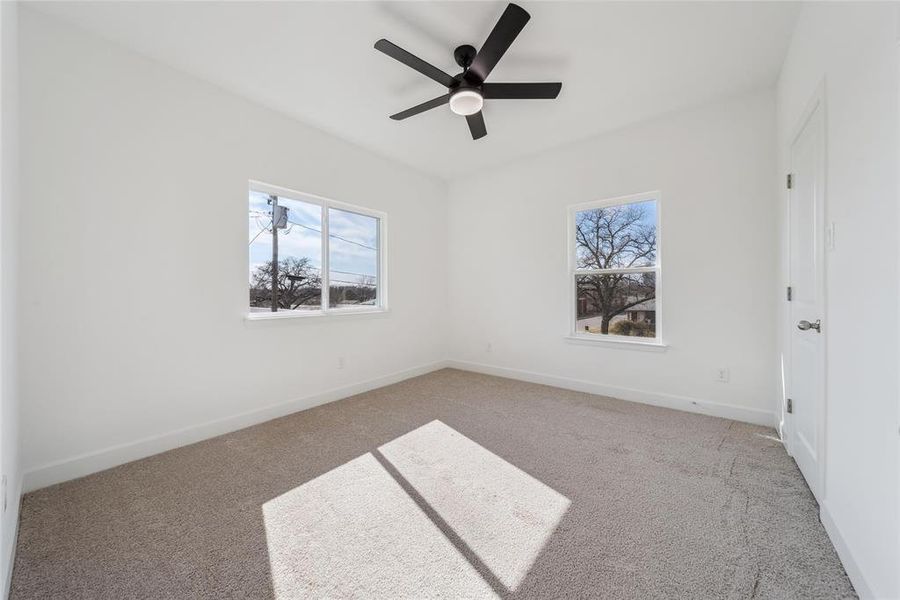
[449,89,483,116]
[375,3,562,140]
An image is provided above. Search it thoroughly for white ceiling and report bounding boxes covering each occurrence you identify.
[31,1,800,180]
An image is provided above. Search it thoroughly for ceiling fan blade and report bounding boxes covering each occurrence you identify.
[390,94,451,120]
[466,111,487,140]
[375,39,456,88]
[466,3,530,83]
[482,82,562,99]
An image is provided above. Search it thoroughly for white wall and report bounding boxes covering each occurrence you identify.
[18,9,448,490]
[0,0,20,594]
[446,91,779,426]
[776,4,899,598]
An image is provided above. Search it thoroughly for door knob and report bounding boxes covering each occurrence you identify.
[797,319,821,332]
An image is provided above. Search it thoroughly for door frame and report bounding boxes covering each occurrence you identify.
[783,81,828,502]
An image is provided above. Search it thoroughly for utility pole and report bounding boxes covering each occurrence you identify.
[267,195,290,312]
[267,195,291,312]
[269,195,279,311]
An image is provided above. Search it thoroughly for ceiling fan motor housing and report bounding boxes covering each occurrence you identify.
[453,44,478,69]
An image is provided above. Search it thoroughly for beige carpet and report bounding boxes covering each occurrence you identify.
[10,369,855,599]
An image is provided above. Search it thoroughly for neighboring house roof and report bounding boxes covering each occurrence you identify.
[626,300,656,312]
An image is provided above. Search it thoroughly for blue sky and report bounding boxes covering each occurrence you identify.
[249,191,378,284]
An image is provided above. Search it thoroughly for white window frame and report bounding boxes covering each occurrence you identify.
[246,180,388,321]
[566,191,665,350]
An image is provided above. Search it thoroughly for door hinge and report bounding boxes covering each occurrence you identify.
[786,286,792,301]
[786,173,793,189]
[786,398,793,414]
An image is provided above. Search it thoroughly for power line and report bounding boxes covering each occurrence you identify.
[285,219,377,251]
[249,214,376,286]
[250,212,377,251]
[308,265,377,282]
[252,261,376,285]
[330,268,375,278]
[248,220,272,246]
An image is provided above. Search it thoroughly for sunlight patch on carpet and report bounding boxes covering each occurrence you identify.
[262,421,568,598]
[262,452,498,599]
[379,420,570,590]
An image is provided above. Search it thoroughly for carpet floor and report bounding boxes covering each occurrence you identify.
[10,369,855,599]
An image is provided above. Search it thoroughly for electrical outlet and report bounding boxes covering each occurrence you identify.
[337,356,345,370]
[486,342,493,353]
[715,367,730,383]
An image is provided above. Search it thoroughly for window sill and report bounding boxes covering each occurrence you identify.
[245,307,389,323]
[564,334,668,352]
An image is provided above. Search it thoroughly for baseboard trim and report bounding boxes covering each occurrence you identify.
[447,360,776,427]
[22,359,776,491]
[819,503,877,599]
[3,477,23,600]
[22,361,449,493]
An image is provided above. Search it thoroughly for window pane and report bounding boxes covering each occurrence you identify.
[576,272,656,337]
[328,207,378,308]
[575,200,657,269]
[249,190,323,312]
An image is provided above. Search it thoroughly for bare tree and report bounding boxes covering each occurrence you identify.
[575,203,656,334]
[250,257,322,310]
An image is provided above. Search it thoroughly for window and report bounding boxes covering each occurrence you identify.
[248,181,385,317]
[569,193,660,343]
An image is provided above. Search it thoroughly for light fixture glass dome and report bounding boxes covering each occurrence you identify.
[449,89,484,116]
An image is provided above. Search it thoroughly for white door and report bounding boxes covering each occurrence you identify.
[788,98,826,501]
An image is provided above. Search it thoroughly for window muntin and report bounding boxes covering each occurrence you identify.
[570,195,659,341]
[248,183,384,316]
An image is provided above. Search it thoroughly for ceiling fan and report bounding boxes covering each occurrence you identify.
[375,3,562,140]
